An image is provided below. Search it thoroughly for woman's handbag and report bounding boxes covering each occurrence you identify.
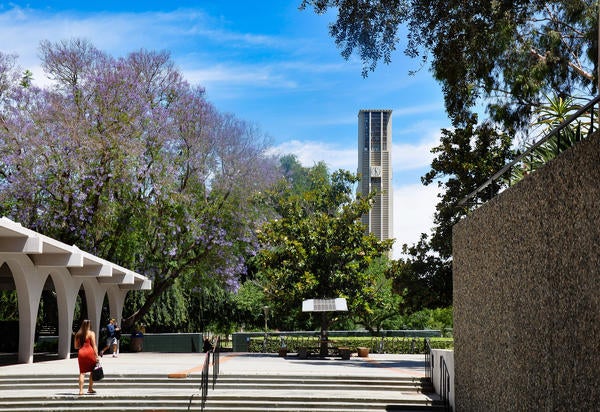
[92,362,104,381]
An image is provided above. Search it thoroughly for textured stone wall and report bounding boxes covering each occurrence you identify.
[453,133,600,411]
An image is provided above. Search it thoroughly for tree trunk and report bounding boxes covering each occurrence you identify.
[319,312,330,357]
[121,276,175,331]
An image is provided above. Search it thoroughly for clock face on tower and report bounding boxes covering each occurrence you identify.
[370,166,382,177]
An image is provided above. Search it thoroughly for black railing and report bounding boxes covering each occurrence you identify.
[188,336,221,412]
[212,336,220,390]
[459,94,600,207]
[440,355,452,412]
[424,338,432,381]
[195,351,210,412]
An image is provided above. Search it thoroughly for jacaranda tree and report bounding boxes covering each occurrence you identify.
[0,39,282,331]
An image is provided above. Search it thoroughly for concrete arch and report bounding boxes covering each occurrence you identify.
[46,268,82,359]
[0,254,45,364]
[105,285,129,325]
[80,278,108,343]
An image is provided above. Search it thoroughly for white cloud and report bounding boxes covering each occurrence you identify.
[392,141,435,174]
[393,102,444,117]
[391,183,441,259]
[267,140,357,172]
[269,128,441,176]
[183,64,299,91]
[190,27,282,48]
[392,131,440,172]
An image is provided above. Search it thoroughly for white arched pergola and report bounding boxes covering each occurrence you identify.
[0,217,151,364]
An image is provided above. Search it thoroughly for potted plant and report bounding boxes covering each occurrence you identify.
[357,347,369,357]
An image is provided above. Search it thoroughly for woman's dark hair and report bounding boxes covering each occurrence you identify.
[75,319,91,347]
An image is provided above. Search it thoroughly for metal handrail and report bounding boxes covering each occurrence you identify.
[459,94,600,206]
[212,336,220,390]
[440,355,452,412]
[200,351,210,411]
[186,351,210,412]
[188,336,221,412]
[424,338,432,381]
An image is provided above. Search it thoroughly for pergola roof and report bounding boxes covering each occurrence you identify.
[302,298,348,312]
[0,216,151,290]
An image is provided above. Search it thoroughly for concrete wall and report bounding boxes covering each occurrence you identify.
[453,133,600,410]
[141,333,204,353]
[431,349,454,411]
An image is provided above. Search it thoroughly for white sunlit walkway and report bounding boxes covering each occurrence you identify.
[0,216,151,364]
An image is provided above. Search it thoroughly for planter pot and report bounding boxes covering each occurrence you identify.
[357,347,369,358]
[338,347,351,360]
[278,348,288,357]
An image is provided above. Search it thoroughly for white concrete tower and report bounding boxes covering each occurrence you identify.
[358,109,393,242]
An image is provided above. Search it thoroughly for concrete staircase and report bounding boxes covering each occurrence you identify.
[0,372,444,411]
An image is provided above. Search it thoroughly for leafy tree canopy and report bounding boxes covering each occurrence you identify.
[300,1,593,312]
[388,115,513,311]
[301,0,598,130]
[251,161,393,332]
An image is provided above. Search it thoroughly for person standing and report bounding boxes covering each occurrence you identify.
[74,319,99,395]
[113,320,121,357]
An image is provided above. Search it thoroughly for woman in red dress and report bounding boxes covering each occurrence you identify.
[74,319,100,395]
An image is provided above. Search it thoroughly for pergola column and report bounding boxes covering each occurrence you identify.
[50,269,83,359]
[106,285,129,325]
[1,255,45,364]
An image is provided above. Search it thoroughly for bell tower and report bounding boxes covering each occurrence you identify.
[357,109,393,242]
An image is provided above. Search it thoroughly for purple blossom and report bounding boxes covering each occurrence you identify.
[0,41,284,299]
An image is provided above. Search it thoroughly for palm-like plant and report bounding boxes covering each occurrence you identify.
[509,94,590,184]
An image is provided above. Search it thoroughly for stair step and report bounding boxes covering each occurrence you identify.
[0,373,441,412]
[0,374,432,390]
[0,400,445,412]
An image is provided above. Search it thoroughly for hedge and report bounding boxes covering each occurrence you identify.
[248,335,453,354]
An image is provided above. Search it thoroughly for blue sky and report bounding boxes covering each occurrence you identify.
[0,1,450,258]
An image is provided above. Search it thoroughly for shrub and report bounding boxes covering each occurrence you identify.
[248,335,453,354]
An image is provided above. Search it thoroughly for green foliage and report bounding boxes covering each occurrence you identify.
[34,338,58,353]
[234,280,267,330]
[0,290,18,320]
[248,335,453,354]
[302,1,597,129]
[389,115,513,311]
[509,94,591,184]
[422,114,514,258]
[123,277,190,332]
[389,236,452,313]
[399,307,453,333]
[252,163,393,332]
[352,257,404,333]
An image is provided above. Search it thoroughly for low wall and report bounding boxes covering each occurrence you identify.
[453,132,600,410]
[431,349,454,411]
[140,333,203,353]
